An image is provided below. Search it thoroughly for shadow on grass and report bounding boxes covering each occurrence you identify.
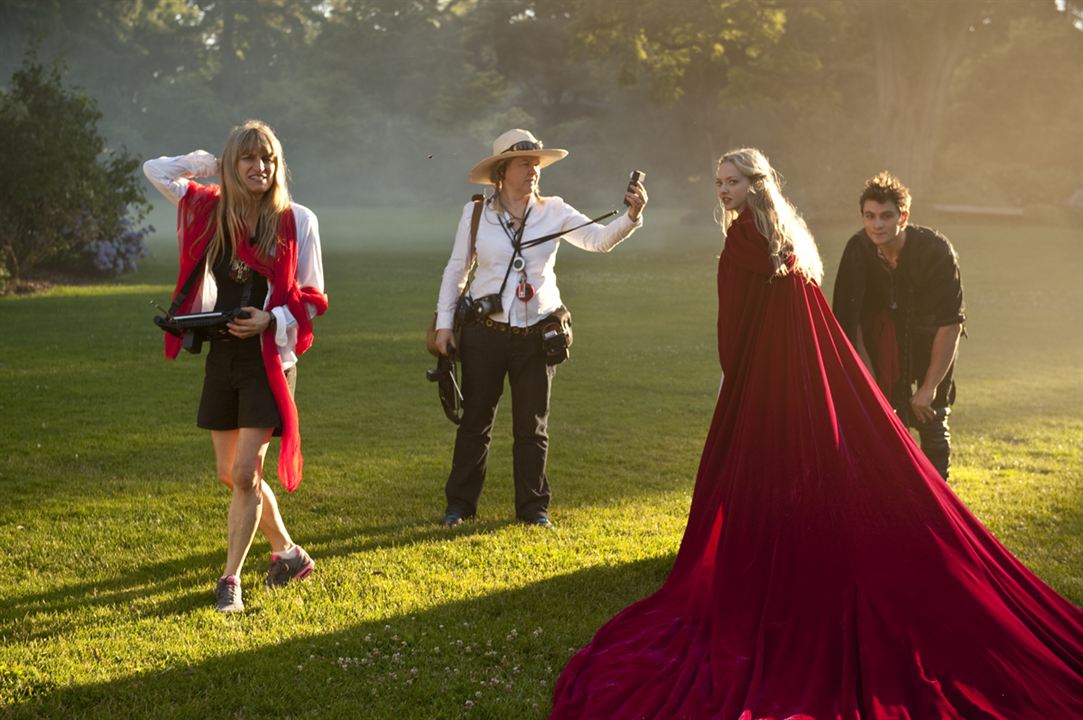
[3,555,674,719]
[0,515,523,644]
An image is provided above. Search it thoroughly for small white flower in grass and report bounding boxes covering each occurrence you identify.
[464,701,474,709]
[384,625,391,632]
[475,691,482,698]
[532,627,543,637]
[364,634,371,642]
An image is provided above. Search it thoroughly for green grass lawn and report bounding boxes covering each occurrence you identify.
[1,207,1080,718]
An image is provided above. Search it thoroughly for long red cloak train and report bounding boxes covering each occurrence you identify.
[550,210,1083,719]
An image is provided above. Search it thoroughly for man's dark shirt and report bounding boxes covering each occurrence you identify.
[832,224,964,414]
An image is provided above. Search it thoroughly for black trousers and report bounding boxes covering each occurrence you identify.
[915,406,952,481]
[897,404,951,481]
[444,321,555,520]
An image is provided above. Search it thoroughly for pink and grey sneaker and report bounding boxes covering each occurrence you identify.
[265,546,315,588]
[215,576,244,613]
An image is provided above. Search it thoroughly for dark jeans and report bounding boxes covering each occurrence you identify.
[445,321,555,520]
[909,406,952,481]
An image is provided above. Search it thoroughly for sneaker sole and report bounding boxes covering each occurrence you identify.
[293,561,314,581]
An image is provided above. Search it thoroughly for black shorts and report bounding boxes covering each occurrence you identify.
[197,339,297,435]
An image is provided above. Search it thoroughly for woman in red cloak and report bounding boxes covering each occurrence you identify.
[549,148,1082,718]
[144,120,328,613]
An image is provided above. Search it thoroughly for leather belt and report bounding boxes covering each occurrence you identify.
[480,316,543,335]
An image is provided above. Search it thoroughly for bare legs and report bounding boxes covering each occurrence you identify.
[211,428,294,579]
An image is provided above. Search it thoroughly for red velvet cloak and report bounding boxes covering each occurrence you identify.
[550,210,1082,719]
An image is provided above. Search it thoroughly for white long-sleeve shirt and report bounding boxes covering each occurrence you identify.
[143,151,325,370]
[436,195,641,330]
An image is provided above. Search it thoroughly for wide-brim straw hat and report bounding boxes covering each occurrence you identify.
[467,129,568,185]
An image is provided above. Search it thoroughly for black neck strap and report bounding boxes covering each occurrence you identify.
[169,250,209,317]
[497,207,532,296]
[520,210,619,249]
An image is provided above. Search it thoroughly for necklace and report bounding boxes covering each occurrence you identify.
[876,247,898,270]
[228,254,251,283]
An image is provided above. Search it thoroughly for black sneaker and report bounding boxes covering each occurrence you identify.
[523,515,554,529]
[440,511,474,528]
[265,546,315,589]
[215,576,244,614]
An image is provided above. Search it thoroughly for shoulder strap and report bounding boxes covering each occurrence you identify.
[469,193,483,257]
[168,249,209,316]
[457,194,485,301]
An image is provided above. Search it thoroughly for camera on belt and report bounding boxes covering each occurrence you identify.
[455,292,503,326]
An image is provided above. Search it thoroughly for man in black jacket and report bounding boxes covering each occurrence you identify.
[832,172,964,480]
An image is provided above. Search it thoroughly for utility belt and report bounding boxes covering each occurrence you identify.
[468,306,573,365]
[478,316,546,336]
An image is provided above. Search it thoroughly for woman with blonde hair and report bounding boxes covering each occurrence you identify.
[551,148,1082,717]
[144,120,327,613]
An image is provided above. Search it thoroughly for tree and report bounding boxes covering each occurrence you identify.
[0,56,150,282]
[937,4,1083,207]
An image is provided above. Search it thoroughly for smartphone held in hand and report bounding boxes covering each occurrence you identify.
[624,170,645,206]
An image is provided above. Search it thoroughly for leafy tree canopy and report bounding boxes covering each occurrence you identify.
[0,55,150,283]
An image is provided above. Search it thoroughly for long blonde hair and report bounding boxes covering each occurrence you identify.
[716,148,822,284]
[207,120,291,265]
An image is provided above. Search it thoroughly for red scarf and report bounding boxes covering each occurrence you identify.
[870,308,900,397]
[164,182,328,492]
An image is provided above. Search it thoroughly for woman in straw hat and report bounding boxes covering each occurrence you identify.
[433,128,647,529]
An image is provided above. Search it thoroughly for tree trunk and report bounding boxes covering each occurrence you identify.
[217,0,240,100]
[868,0,987,197]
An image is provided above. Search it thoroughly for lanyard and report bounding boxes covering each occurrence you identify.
[493,206,621,301]
[496,208,532,297]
